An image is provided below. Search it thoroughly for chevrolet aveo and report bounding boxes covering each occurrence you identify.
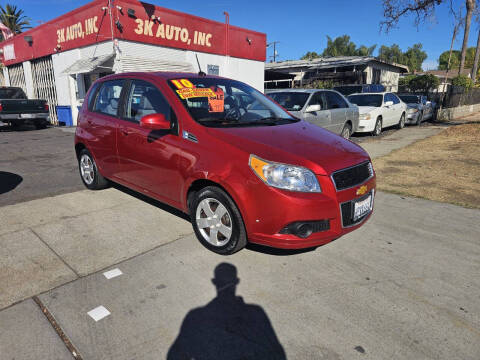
[75,72,376,254]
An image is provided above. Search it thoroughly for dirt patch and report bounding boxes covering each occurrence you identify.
[372,123,480,209]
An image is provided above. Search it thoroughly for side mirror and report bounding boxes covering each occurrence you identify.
[140,113,170,130]
[305,104,321,112]
[384,101,394,107]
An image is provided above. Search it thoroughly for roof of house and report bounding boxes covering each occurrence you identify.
[265,56,409,73]
[421,69,472,79]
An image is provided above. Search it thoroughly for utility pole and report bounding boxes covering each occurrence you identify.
[267,41,280,62]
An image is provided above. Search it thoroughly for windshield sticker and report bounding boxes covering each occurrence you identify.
[208,86,224,112]
[176,87,216,99]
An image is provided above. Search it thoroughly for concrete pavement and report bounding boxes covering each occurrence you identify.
[2,122,479,359]
[355,126,444,159]
[1,189,479,359]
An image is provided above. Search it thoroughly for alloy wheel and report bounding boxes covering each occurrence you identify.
[195,198,233,246]
[80,154,94,185]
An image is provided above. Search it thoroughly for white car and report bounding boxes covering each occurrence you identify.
[347,92,407,136]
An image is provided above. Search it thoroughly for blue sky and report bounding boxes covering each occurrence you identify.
[13,0,480,69]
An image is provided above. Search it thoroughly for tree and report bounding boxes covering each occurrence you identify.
[459,0,476,74]
[381,0,476,75]
[322,35,376,57]
[378,43,427,71]
[378,44,404,64]
[400,74,439,93]
[0,4,30,39]
[438,47,476,69]
[403,43,428,72]
[301,51,320,60]
[471,30,480,80]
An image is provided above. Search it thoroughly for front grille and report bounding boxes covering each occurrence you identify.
[332,161,373,191]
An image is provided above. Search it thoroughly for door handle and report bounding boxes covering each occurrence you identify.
[120,128,132,136]
[87,119,93,125]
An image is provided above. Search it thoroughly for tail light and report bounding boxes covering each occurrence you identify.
[44,103,49,111]
[0,103,3,112]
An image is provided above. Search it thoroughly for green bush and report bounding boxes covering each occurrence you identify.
[451,74,474,89]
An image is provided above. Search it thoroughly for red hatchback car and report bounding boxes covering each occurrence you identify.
[75,72,376,254]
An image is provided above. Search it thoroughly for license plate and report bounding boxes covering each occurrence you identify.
[20,114,34,119]
[353,194,372,221]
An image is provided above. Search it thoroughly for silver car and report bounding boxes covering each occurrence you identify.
[266,89,359,139]
[397,94,435,125]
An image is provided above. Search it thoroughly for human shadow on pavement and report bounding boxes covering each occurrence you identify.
[167,263,287,360]
[0,172,23,194]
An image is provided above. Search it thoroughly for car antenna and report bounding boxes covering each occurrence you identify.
[195,53,207,76]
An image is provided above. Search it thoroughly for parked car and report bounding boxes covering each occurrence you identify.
[397,94,435,125]
[0,87,50,129]
[75,72,376,254]
[333,84,386,96]
[266,89,359,139]
[347,92,407,136]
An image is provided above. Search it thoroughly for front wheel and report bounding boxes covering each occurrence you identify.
[78,148,110,190]
[340,123,352,139]
[397,113,405,129]
[190,186,247,255]
[373,118,382,136]
[416,111,423,125]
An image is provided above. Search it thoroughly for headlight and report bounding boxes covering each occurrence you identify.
[359,113,371,120]
[249,155,321,193]
[408,108,418,113]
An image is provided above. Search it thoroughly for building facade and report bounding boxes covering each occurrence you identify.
[265,57,408,91]
[1,0,266,125]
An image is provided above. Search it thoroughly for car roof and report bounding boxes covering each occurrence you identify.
[348,92,388,96]
[265,89,335,94]
[99,71,226,81]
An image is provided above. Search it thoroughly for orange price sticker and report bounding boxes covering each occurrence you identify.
[208,86,224,112]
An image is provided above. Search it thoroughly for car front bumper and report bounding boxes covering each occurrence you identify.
[355,118,376,133]
[406,111,420,123]
[241,175,377,249]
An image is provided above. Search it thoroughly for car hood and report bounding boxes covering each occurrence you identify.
[356,106,378,114]
[206,121,370,175]
[406,103,420,108]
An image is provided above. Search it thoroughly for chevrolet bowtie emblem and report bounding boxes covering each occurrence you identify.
[356,185,368,196]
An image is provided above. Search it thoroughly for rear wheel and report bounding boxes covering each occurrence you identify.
[190,186,247,255]
[373,117,382,136]
[78,148,109,190]
[397,113,405,129]
[340,123,352,139]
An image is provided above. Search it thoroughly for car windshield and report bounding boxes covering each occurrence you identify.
[398,95,420,103]
[267,92,310,111]
[169,77,298,128]
[0,88,27,99]
[347,94,383,107]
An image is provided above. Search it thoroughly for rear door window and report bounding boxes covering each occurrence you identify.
[93,80,125,116]
[325,91,348,109]
[308,92,327,110]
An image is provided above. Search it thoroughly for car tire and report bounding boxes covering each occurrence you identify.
[78,148,110,190]
[190,186,247,255]
[340,123,352,139]
[416,111,423,126]
[397,113,406,129]
[373,117,382,136]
